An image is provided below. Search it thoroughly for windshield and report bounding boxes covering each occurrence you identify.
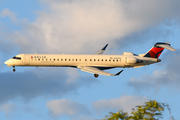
[12,56,21,60]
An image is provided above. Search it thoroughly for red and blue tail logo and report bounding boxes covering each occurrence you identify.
[144,42,166,58]
[144,47,164,58]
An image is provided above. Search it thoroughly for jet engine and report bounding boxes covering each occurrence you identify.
[126,57,143,64]
[123,52,135,56]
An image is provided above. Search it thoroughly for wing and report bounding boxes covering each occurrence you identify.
[95,44,108,55]
[78,66,123,76]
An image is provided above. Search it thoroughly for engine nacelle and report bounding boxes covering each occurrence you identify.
[126,57,137,64]
[123,52,134,56]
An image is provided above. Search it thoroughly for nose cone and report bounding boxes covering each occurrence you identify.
[4,59,12,67]
[4,60,8,65]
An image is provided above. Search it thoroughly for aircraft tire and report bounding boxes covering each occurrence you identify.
[94,74,99,78]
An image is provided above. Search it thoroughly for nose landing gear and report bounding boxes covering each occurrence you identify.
[13,66,16,72]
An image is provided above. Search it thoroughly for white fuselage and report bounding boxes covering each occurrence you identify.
[5,54,160,68]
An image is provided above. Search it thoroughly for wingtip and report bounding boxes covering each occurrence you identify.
[115,70,123,76]
[102,44,108,50]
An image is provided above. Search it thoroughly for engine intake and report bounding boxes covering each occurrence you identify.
[126,57,143,64]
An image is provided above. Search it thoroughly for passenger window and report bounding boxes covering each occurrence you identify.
[94,59,96,61]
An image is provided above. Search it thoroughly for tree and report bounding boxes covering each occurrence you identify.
[103,100,166,120]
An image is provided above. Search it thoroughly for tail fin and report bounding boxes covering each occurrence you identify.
[143,42,176,58]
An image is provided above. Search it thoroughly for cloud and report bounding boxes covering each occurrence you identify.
[128,50,180,92]
[0,68,97,104]
[1,0,180,55]
[92,95,149,114]
[46,99,90,117]
[0,103,16,116]
[0,8,17,23]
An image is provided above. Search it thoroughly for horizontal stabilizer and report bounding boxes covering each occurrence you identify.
[156,44,176,51]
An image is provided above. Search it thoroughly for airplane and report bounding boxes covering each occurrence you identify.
[4,42,176,78]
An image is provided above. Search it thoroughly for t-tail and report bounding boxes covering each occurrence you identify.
[143,42,176,58]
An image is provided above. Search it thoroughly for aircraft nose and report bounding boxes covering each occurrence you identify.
[4,60,11,65]
[4,60,8,65]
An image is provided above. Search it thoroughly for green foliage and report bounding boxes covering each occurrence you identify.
[102,100,165,120]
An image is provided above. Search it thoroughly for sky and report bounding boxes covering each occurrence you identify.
[0,0,180,119]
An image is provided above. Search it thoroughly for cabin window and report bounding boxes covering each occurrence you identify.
[46,59,48,61]
[105,59,107,61]
[69,59,71,61]
[113,59,115,62]
[90,59,92,61]
[116,59,118,62]
[57,59,59,61]
[50,59,51,61]
[65,59,67,61]
[109,59,111,62]
[98,59,99,61]
[38,59,40,61]
[61,59,63,61]
[94,59,96,61]
[42,59,44,61]
[102,59,103,61]
[76,59,77,61]
[79,59,81,61]
[54,59,55,61]
[72,59,74,61]
[85,59,87,61]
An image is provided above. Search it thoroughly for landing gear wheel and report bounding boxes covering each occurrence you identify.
[94,74,99,78]
[13,66,16,72]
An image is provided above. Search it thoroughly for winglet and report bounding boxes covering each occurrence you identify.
[102,44,108,50]
[95,44,108,55]
[115,70,123,76]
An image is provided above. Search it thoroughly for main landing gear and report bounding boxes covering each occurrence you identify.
[13,66,16,72]
[94,74,99,78]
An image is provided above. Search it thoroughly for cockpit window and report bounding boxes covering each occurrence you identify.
[12,56,21,60]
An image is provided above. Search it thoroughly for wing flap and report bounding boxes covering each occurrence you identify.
[81,66,112,76]
[80,66,123,76]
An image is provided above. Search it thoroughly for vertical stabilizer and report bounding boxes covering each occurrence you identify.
[143,42,176,58]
